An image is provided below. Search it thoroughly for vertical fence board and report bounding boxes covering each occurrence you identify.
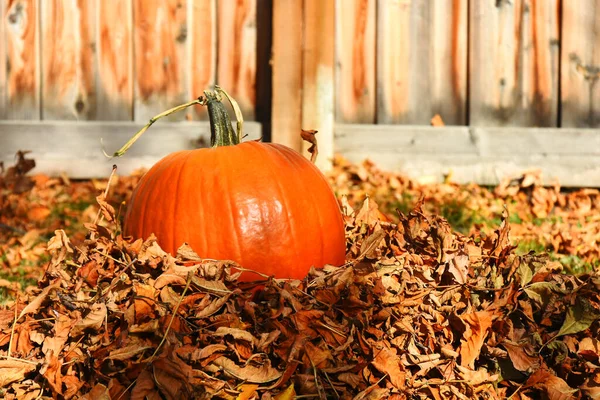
[133,0,188,122]
[303,0,335,170]
[41,0,96,120]
[97,0,133,120]
[0,0,6,119]
[470,0,560,127]
[561,0,600,127]
[5,0,39,119]
[335,0,376,123]
[271,0,303,151]
[189,0,216,120]
[217,0,256,119]
[377,0,467,125]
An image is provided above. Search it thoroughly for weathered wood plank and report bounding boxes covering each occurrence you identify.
[5,0,40,119]
[189,0,216,120]
[0,0,6,119]
[271,0,303,152]
[561,0,600,127]
[469,0,560,127]
[217,0,256,119]
[0,120,262,178]
[335,0,376,123]
[97,0,133,120]
[133,0,188,122]
[335,124,600,187]
[41,0,96,120]
[376,0,467,125]
[303,0,335,170]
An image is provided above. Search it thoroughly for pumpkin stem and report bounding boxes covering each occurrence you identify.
[204,90,240,147]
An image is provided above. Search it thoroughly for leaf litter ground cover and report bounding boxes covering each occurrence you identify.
[0,153,599,399]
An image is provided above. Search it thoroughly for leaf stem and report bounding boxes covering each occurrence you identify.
[105,97,206,158]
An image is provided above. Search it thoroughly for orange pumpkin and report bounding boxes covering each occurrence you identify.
[123,91,346,280]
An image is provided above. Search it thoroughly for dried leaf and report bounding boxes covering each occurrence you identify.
[211,357,282,383]
[460,311,494,368]
[371,347,405,390]
[300,129,318,163]
[0,360,37,388]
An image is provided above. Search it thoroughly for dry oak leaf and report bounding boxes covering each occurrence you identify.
[0,359,37,388]
[459,311,494,368]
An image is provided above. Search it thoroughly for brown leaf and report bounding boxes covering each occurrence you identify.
[46,230,73,267]
[459,311,494,368]
[358,229,386,260]
[72,303,107,336]
[211,356,282,383]
[42,315,77,357]
[0,359,37,388]
[356,197,389,225]
[371,347,406,390]
[503,341,540,372]
[106,342,154,361]
[300,129,319,163]
[18,282,60,320]
[41,354,63,395]
[80,384,111,400]
[527,369,577,400]
[152,353,193,400]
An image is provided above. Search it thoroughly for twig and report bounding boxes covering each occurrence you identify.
[7,294,18,359]
[0,223,26,235]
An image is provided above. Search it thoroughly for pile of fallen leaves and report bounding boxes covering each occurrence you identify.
[1,179,600,398]
[332,157,600,271]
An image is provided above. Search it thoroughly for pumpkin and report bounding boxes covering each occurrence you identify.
[123,90,346,280]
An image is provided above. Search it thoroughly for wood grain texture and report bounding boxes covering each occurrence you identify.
[134,0,188,122]
[97,0,133,120]
[0,0,6,119]
[303,0,335,171]
[561,0,600,127]
[5,0,40,119]
[376,0,467,125]
[217,0,256,119]
[41,0,96,120]
[271,0,303,151]
[336,124,600,187]
[189,0,216,120]
[0,120,262,178]
[470,0,560,127]
[336,0,376,123]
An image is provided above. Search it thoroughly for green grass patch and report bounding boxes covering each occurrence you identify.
[0,267,39,304]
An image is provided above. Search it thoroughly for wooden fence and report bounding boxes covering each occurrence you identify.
[1,0,600,185]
